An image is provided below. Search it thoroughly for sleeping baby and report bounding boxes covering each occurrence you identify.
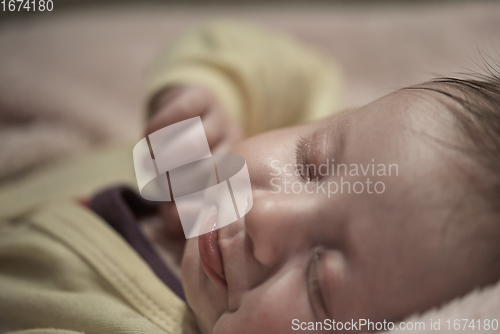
[142,22,500,333]
[0,21,499,334]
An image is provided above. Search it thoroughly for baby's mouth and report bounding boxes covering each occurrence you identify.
[198,210,227,288]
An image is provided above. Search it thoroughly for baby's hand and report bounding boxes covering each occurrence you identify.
[145,86,244,240]
[145,85,243,154]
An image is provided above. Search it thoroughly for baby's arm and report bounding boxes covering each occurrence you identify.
[145,21,343,137]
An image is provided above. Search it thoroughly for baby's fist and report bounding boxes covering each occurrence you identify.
[145,86,244,240]
[145,85,243,154]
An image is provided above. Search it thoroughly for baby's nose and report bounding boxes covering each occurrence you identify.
[244,189,315,268]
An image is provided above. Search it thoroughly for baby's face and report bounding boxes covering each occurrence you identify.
[181,89,495,333]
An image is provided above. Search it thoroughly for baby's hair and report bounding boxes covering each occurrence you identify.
[404,62,500,215]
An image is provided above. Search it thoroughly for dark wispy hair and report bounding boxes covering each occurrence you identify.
[405,60,500,214]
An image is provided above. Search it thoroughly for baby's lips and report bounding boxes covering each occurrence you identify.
[198,208,227,286]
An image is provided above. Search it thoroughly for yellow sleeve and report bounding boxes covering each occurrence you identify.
[146,21,343,136]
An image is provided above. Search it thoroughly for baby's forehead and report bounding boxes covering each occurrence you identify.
[398,81,473,115]
[313,84,467,173]
[344,86,457,133]
[333,88,470,179]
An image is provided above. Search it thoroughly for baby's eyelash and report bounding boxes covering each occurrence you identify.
[308,249,328,318]
[294,136,309,181]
